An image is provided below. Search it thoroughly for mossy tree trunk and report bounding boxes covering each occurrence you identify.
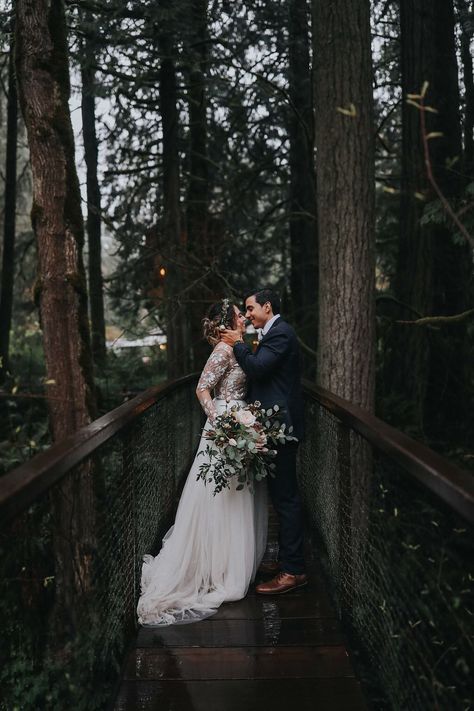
[15,0,98,639]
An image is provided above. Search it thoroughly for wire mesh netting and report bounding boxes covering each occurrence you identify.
[299,394,473,711]
[0,379,203,710]
[2,379,472,710]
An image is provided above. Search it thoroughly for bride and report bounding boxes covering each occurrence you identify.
[136,298,268,626]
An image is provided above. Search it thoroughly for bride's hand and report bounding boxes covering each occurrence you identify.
[220,328,243,346]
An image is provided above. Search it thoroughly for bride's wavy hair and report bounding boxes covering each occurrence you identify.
[202,298,237,345]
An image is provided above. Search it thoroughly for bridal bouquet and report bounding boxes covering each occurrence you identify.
[197,401,297,495]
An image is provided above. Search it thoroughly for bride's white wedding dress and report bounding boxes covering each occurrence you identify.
[136,342,268,626]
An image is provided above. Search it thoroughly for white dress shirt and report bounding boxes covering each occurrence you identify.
[258,313,281,341]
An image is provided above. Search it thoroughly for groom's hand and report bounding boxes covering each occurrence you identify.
[221,329,243,346]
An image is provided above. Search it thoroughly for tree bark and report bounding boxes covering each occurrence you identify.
[186,0,209,253]
[185,0,210,369]
[288,0,318,373]
[0,24,18,382]
[157,1,192,379]
[426,0,472,443]
[313,0,376,412]
[457,0,474,177]
[15,0,98,636]
[313,0,376,597]
[391,0,435,432]
[81,25,107,367]
[392,0,472,442]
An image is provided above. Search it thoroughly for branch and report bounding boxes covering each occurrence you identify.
[412,85,474,250]
[376,294,423,318]
[395,309,474,326]
[297,337,317,359]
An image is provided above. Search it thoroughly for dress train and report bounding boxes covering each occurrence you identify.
[136,398,268,626]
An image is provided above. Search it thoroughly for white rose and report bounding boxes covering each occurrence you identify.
[234,409,256,427]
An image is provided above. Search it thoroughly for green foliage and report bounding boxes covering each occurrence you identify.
[197,402,294,494]
[0,336,167,475]
[68,0,293,328]
[0,329,49,475]
[0,600,120,711]
[95,347,167,413]
[0,647,112,711]
[419,182,474,246]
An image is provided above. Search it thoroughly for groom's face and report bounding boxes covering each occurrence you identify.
[245,296,272,329]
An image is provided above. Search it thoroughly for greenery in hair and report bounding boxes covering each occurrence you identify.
[219,298,231,330]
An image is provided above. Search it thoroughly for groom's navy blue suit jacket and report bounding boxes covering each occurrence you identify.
[233,317,304,441]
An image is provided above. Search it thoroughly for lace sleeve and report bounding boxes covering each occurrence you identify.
[196,342,232,422]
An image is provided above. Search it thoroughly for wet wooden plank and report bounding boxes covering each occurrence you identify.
[136,617,344,648]
[113,520,368,710]
[124,645,354,680]
[114,678,368,711]
[210,590,335,620]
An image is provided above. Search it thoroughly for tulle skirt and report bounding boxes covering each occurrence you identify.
[136,398,268,626]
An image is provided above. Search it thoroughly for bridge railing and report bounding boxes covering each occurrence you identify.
[0,375,202,710]
[1,376,473,710]
[300,381,474,711]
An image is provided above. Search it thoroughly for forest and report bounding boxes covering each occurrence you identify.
[0,0,473,471]
[0,1,473,709]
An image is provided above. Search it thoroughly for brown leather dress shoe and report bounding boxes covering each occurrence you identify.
[257,560,281,576]
[256,571,308,595]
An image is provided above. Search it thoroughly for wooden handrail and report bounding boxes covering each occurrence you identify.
[1,373,471,528]
[303,380,474,524]
[0,374,200,527]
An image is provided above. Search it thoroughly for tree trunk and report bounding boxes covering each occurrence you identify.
[313,0,376,411]
[458,0,474,177]
[157,2,192,379]
[390,0,436,433]
[425,0,472,444]
[313,0,376,602]
[185,0,210,369]
[0,25,18,382]
[392,0,472,443]
[16,0,98,637]
[81,26,107,367]
[288,0,318,373]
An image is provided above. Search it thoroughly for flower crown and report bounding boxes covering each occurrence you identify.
[218,298,230,331]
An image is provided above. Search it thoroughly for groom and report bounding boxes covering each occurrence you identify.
[222,288,307,593]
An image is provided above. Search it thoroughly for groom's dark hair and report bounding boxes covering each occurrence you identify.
[246,288,281,314]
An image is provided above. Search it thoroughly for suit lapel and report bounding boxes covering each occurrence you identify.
[260,316,282,344]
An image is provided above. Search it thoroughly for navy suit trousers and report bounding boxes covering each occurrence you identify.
[267,442,305,575]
